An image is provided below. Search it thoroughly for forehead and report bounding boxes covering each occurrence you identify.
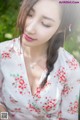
[32,0,61,20]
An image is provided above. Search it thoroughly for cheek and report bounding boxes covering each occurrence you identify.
[38,28,57,41]
[37,31,53,42]
[37,21,61,41]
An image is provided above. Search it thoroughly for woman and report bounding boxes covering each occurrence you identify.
[0,0,80,120]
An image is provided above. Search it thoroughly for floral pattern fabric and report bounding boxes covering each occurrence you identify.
[0,37,80,120]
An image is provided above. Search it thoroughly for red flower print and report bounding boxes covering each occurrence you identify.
[58,111,67,120]
[34,82,51,99]
[9,47,16,53]
[35,87,41,99]
[68,101,78,114]
[12,74,27,95]
[29,103,41,113]
[10,108,22,113]
[46,114,52,118]
[62,84,73,96]
[2,52,11,59]
[14,108,21,112]
[58,110,62,119]
[54,67,67,85]
[66,58,78,70]
[19,79,24,85]
[77,79,80,83]
[9,96,18,104]
[42,99,57,112]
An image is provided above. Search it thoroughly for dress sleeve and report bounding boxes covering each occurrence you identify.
[58,60,80,120]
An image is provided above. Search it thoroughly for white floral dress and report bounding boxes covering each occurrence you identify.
[0,37,80,120]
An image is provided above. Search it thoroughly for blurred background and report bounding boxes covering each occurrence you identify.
[0,0,80,62]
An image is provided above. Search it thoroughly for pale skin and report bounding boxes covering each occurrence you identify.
[22,0,62,95]
[0,0,62,113]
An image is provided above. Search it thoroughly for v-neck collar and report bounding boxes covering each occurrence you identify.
[17,37,47,98]
[21,50,47,97]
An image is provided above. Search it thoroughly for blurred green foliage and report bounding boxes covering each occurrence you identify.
[64,31,80,63]
[0,0,21,42]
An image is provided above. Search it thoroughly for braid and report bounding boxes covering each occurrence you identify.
[40,32,64,88]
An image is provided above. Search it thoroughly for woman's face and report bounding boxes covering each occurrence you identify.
[22,0,62,47]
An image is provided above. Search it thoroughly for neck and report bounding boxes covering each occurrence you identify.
[21,42,48,62]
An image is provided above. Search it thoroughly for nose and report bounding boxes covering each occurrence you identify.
[26,20,37,34]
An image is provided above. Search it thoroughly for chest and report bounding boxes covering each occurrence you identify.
[1,59,63,116]
[25,66,44,96]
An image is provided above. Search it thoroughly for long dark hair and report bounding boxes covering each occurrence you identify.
[17,0,80,88]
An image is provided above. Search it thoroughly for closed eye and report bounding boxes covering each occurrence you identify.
[42,22,52,28]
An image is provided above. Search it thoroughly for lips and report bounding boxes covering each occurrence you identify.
[23,33,37,42]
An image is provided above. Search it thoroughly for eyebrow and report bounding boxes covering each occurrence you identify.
[31,8,55,22]
[42,16,55,22]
